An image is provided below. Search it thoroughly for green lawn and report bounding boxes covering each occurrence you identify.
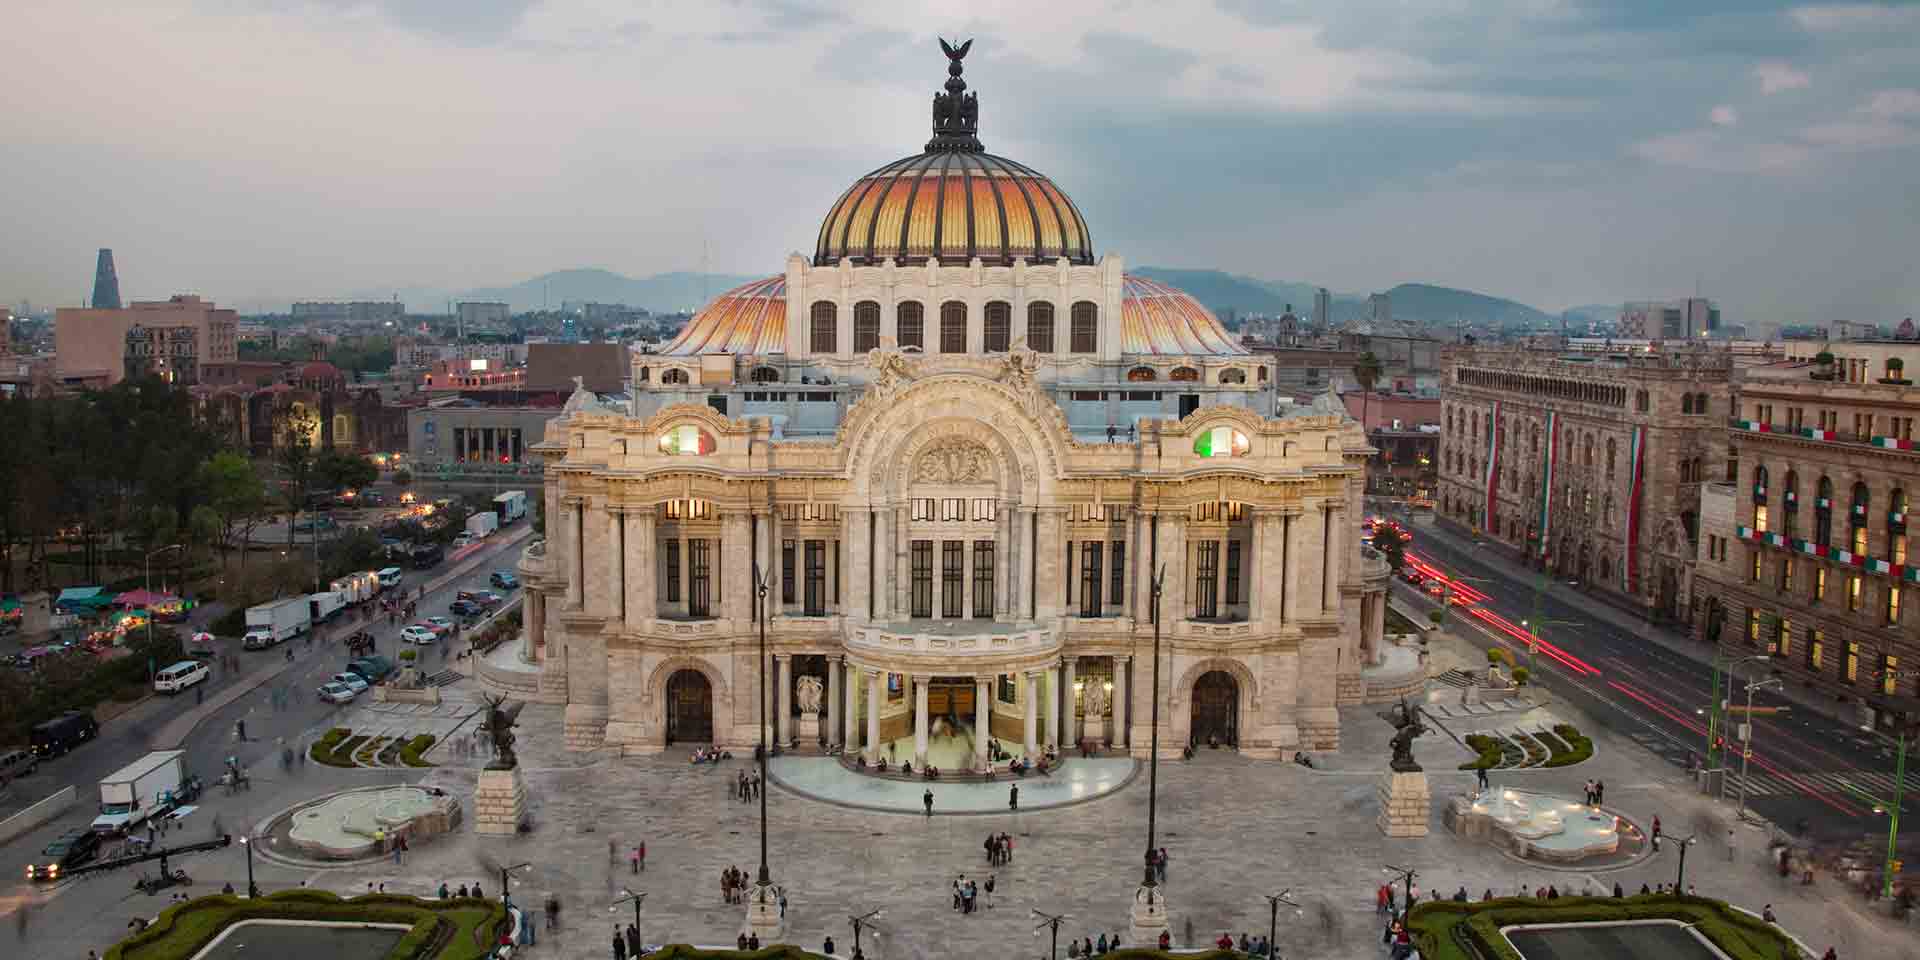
[1407,894,1805,960]
[105,890,506,960]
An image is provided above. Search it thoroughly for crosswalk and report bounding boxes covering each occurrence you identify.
[1721,767,1917,801]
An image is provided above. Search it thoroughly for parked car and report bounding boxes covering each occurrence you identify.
[451,534,475,549]
[422,616,455,636]
[330,672,369,694]
[27,827,101,881]
[400,625,438,645]
[317,681,358,705]
[456,590,503,609]
[448,599,482,617]
[346,656,396,683]
[1400,569,1426,586]
[0,748,39,781]
[489,571,519,590]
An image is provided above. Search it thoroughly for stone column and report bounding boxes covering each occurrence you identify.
[1062,656,1078,747]
[768,509,784,618]
[754,511,773,608]
[1134,512,1154,624]
[1112,656,1129,747]
[723,512,753,622]
[1325,504,1345,613]
[844,660,860,751]
[1012,506,1032,620]
[995,506,1013,619]
[1046,661,1062,748]
[775,654,793,747]
[893,504,910,619]
[566,500,584,608]
[608,507,626,623]
[872,508,892,620]
[827,657,842,748]
[975,677,992,770]
[866,670,882,762]
[849,510,872,621]
[1023,671,1041,756]
[629,510,656,628]
[521,589,544,663]
[912,675,929,767]
[1036,509,1064,621]
[1161,513,1188,626]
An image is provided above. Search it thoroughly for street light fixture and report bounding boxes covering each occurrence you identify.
[1144,565,1166,888]
[1262,890,1299,960]
[1383,865,1418,916]
[1733,677,1784,820]
[1518,618,1581,670]
[238,834,258,897]
[748,562,779,933]
[500,861,530,909]
[1032,909,1071,960]
[1673,833,1698,892]
[1708,655,1770,778]
[846,908,882,960]
[612,888,646,952]
[145,543,186,594]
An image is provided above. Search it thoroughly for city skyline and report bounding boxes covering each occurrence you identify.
[5,2,1917,326]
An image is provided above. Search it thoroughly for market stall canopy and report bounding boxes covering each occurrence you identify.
[56,587,115,611]
[114,589,178,609]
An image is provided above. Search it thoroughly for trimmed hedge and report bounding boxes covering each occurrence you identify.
[1460,734,1503,770]
[1407,895,1804,960]
[310,727,355,768]
[399,734,437,767]
[640,949,1240,960]
[1543,723,1595,768]
[104,889,505,960]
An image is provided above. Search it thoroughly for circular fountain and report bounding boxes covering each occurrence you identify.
[1445,788,1625,863]
[276,786,462,861]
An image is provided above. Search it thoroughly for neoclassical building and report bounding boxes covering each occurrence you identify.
[511,46,1389,763]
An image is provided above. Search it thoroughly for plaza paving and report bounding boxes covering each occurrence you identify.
[12,625,1916,960]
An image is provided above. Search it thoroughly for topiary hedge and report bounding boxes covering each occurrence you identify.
[103,889,505,960]
[1543,723,1594,768]
[399,734,437,767]
[1460,734,1503,770]
[1407,894,1805,960]
[309,727,355,767]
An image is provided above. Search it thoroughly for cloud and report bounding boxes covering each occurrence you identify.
[1862,88,1920,117]
[1790,4,1920,32]
[1753,61,1811,93]
[1710,105,1740,126]
[1630,129,1808,173]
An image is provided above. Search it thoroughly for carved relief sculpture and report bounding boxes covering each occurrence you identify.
[914,436,996,484]
[795,676,824,715]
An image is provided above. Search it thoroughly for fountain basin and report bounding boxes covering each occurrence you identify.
[283,786,461,861]
[1445,789,1621,862]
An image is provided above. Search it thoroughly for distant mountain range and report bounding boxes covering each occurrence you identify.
[1131,268,1563,332]
[454,268,762,314]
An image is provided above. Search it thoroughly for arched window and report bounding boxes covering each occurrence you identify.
[661,368,690,385]
[657,424,716,456]
[853,301,881,353]
[1170,367,1200,382]
[1583,435,1594,466]
[1682,395,1694,414]
[1852,481,1872,554]
[1127,367,1157,382]
[1026,302,1055,352]
[1219,368,1247,385]
[940,300,967,353]
[1890,489,1909,565]
[897,302,924,350]
[1193,425,1250,458]
[810,301,837,354]
[983,301,1011,352]
[1605,437,1617,476]
[1781,470,1799,535]
[1069,301,1098,353]
[1815,475,1834,547]
[749,366,780,384]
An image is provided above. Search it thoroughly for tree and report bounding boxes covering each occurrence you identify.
[1352,351,1384,434]
[273,407,320,546]
[1372,526,1406,572]
[391,467,412,489]
[313,450,378,495]
[187,505,223,568]
[199,452,271,570]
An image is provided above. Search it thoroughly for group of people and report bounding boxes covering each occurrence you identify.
[1212,933,1274,956]
[689,746,730,764]
[1147,847,1170,883]
[1582,778,1607,806]
[719,866,754,905]
[609,922,642,960]
[437,881,488,899]
[983,832,1015,865]
[1066,932,1126,956]
[949,874,992,913]
[735,769,763,802]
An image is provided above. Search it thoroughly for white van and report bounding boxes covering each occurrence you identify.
[153,660,210,694]
[377,567,404,588]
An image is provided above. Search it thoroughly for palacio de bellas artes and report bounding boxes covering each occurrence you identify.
[505,41,1395,769]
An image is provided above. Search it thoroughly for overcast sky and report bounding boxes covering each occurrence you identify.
[6,1,1918,326]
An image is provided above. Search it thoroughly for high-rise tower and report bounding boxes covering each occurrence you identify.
[91,249,121,309]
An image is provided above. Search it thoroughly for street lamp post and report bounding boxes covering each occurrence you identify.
[1710,655,1770,791]
[1384,865,1417,915]
[501,861,530,910]
[238,834,258,897]
[1674,833,1698,892]
[1145,564,1165,885]
[1263,890,1298,960]
[1033,909,1070,960]
[612,889,646,952]
[1432,573,1492,630]
[1518,618,1581,672]
[846,908,882,960]
[747,563,779,937]
[1733,677,1783,820]
[145,543,185,594]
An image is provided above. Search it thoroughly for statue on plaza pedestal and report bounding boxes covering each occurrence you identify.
[483,694,523,771]
[1083,682,1110,718]
[795,675,824,715]
[1387,696,1426,773]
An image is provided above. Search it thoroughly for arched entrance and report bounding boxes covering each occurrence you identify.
[1702,597,1725,644]
[1657,567,1681,622]
[665,669,713,744]
[1190,671,1239,748]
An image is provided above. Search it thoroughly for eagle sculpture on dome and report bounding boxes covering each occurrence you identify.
[940,36,971,65]
[928,37,984,152]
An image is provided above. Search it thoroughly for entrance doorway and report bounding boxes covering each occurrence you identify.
[1190,670,1238,748]
[665,669,713,744]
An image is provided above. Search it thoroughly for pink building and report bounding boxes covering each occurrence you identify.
[54,295,239,387]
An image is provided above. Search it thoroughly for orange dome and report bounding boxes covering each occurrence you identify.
[658,276,786,356]
[815,152,1093,267]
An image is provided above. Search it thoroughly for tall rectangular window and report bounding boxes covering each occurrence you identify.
[1889,585,1903,626]
[1813,567,1827,602]
[910,540,934,618]
[1780,557,1793,593]
[804,539,826,616]
[1747,610,1762,644]
[1848,574,1862,611]
[1225,539,1243,605]
[1194,541,1220,619]
[1884,654,1900,695]
[1109,540,1126,613]
[897,302,924,350]
[810,301,837,353]
[1772,616,1789,656]
[984,301,1011,352]
[688,538,711,617]
[1847,641,1860,683]
[853,301,881,353]
[1749,551,1760,582]
[781,539,797,605]
[942,541,964,618]
[1754,504,1768,533]
[1069,301,1098,353]
[972,541,996,619]
[940,301,967,353]
[1079,542,1104,618]
[1809,629,1824,670]
[1026,302,1054,352]
[664,538,681,603]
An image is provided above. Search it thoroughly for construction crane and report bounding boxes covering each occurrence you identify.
[62,834,233,896]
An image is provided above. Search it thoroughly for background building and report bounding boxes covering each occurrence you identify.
[90,248,120,310]
[291,300,404,326]
[1619,297,1721,339]
[1693,344,1920,730]
[1437,342,1732,623]
[56,294,238,387]
[456,301,511,332]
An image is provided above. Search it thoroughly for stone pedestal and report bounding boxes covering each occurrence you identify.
[19,592,50,640]
[798,712,821,747]
[474,766,527,835]
[743,881,784,941]
[1128,881,1171,947]
[1377,771,1431,838]
[1083,715,1107,749]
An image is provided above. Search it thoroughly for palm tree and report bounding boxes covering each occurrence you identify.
[1352,351,1384,432]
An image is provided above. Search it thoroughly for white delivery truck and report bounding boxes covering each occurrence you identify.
[242,597,311,649]
[466,510,499,540]
[92,750,186,834]
[330,570,379,604]
[493,490,527,524]
[308,590,346,623]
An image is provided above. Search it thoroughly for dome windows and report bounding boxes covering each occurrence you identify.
[940,301,967,353]
[1070,301,1098,353]
[984,301,1011,352]
[1127,367,1157,382]
[897,302,925,351]
[658,424,716,456]
[1219,368,1247,385]
[1170,366,1200,382]
[1027,303,1055,353]
[661,368,690,386]
[810,302,838,353]
[853,301,881,353]
[1194,425,1251,459]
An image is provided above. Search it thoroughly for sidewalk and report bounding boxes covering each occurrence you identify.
[1414,515,1864,730]
[150,525,533,749]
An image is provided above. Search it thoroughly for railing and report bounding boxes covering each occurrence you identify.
[1728,417,1916,450]
[847,625,1059,658]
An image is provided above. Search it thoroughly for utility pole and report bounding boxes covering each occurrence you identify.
[1734,676,1782,821]
[846,908,882,960]
[1032,909,1070,960]
[1263,889,1298,960]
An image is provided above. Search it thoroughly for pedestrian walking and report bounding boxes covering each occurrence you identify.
[614,926,628,960]
[626,923,641,958]
[1650,814,1662,851]
[1009,784,1018,810]
[1595,780,1605,804]
[1377,883,1392,916]
[546,895,560,930]
[924,789,934,817]
[983,873,996,908]
[1727,827,1736,861]
[1475,766,1488,791]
